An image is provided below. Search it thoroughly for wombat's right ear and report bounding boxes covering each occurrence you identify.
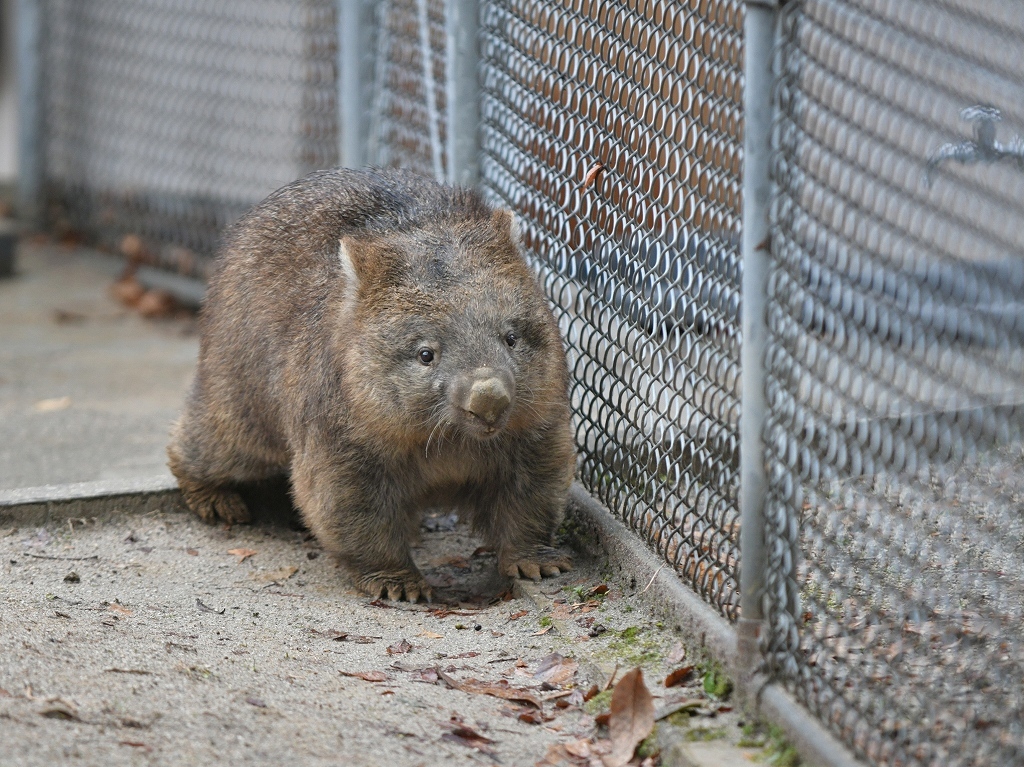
[338,237,363,300]
[491,209,523,249]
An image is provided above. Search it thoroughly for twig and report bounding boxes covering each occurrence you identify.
[640,565,664,594]
[25,553,99,561]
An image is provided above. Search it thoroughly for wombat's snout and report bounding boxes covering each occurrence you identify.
[455,368,514,434]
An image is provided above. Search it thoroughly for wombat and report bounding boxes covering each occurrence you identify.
[168,168,575,601]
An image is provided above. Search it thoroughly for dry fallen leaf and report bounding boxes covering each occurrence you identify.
[339,670,389,682]
[666,642,686,665]
[441,725,496,755]
[419,630,444,639]
[530,626,552,636]
[387,639,414,655]
[108,603,133,617]
[664,665,695,688]
[253,566,298,583]
[227,548,257,563]
[507,610,529,621]
[534,652,579,685]
[34,396,71,413]
[602,668,655,767]
[437,669,541,707]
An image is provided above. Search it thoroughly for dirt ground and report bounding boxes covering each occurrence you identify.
[0,501,751,767]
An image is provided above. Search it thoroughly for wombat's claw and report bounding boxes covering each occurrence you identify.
[501,548,573,581]
[183,487,250,525]
[366,576,432,603]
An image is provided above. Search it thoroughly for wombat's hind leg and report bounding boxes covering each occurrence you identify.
[499,546,573,582]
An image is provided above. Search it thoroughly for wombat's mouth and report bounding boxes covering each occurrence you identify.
[458,408,508,440]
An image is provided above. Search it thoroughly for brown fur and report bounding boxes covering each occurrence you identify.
[168,168,575,600]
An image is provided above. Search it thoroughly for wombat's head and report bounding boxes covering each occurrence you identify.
[336,209,569,448]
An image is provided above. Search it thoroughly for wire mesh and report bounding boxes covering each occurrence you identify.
[39,0,340,278]
[369,0,448,180]
[764,1,1024,764]
[479,0,746,618]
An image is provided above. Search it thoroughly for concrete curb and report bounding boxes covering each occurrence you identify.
[566,484,739,671]
[0,475,183,526]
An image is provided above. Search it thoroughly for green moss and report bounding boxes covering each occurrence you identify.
[699,659,733,699]
[538,616,552,628]
[684,727,727,742]
[605,625,662,666]
[665,710,694,726]
[759,726,801,766]
[744,723,801,766]
[636,726,660,758]
[583,689,614,715]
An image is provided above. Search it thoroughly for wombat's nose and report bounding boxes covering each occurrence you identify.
[466,377,511,425]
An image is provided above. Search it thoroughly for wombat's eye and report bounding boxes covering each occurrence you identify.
[418,348,435,365]
[504,332,518,348]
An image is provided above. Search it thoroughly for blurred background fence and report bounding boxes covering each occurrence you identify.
[17,0,1024,764]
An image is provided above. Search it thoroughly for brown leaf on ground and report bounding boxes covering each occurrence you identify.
[602,668,655,767]
[339,670,389,682]
[442,725,496,755]
[534,652,579,685]
[666,642,686,664]
[386,639,413,655]
[664,665,695,687]
[227,548,257,563]
[437,669,541,707]
[108,603,133,617]
[530,626,552,636]
[186,548,199,556]
[588,584,609,597]
[583,684,601,702]
[418,630,444,639]
[253,566,298,582]
[507,610,529,621]
[34,396,71,413]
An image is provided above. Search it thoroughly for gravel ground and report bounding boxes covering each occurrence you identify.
[0,503,745,766]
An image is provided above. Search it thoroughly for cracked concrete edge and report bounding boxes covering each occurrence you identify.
[565,483,867,767]
[0,475,185,526]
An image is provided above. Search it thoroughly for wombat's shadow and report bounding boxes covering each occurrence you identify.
[233,477,515,606]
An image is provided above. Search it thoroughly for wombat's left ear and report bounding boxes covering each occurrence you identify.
[491,209,522,249]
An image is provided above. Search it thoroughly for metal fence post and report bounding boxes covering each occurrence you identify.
[338,0,370,168]
[738,0,781,671]
[16,0,42,224]
[445,0,479,186]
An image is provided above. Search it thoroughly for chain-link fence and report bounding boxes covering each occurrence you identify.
[22,0,1024,764]
[38,0,340,278]
[479,0,746,618]
[764,1,1024,764]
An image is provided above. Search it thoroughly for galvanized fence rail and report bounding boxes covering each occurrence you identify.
[18,1,1024,764]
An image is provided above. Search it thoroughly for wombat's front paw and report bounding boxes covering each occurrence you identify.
[356,572,433,603]
[181,486,250,525]
[499,547,573,581]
